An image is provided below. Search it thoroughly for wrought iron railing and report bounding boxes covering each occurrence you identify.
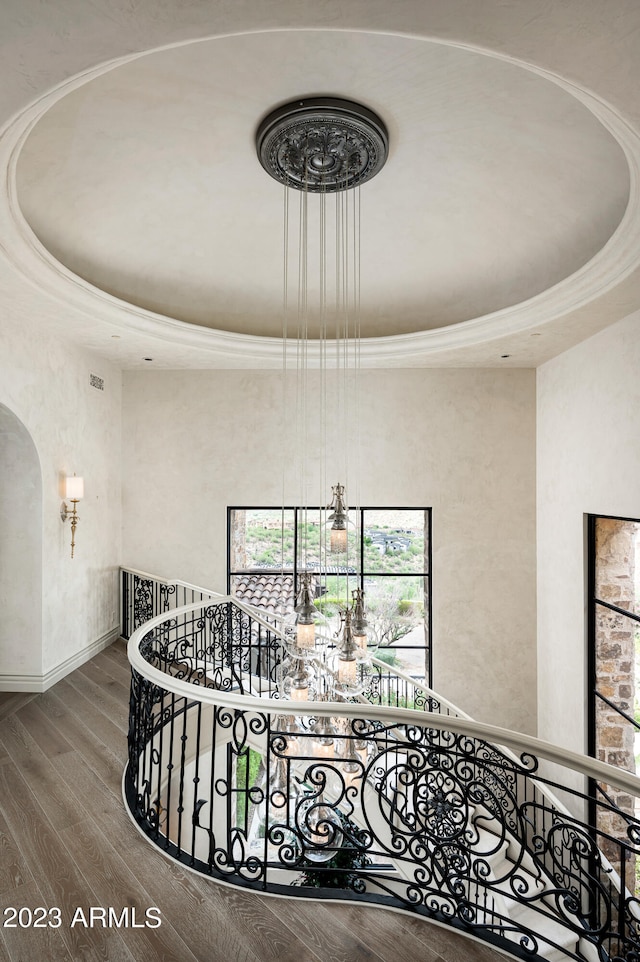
[121,567,438,714]
[122,583,640,962]
[121,567,221,638]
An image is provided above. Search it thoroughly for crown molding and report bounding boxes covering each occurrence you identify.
[1,30,639,366]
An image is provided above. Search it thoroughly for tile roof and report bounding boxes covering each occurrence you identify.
[232,572,294,618]
[231,565,355,618]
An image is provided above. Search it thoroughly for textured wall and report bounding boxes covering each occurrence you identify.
[0,314,122,687]
[0,405,42,677]
[537,311,640,756]
[122,367,537,733]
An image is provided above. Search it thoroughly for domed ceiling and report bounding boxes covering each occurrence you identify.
[14,29,630,342]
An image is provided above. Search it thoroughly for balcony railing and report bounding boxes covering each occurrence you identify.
[122,570,640,962]
[121,567,221,637]
[120,566,438,714]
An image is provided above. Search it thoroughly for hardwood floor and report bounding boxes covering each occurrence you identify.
[0,642,505,962]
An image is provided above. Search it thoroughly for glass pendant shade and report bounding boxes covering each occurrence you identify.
[312,730,335,758]
[290,681,309,702]
[294,573,317,649]
[353,629,368,652]
[313,711,336,758]
[338,656,357,686]
[330,526,348,554]
[296,620,316,649]
[341,734,362,787]
[351,589,368,654]
[328,483,348,554]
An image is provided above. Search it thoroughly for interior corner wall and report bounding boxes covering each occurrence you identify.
[0,311,122,689]
[537,311,640,756]
[122,367,537,734]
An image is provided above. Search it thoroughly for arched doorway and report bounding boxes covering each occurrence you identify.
[0,404,42,687]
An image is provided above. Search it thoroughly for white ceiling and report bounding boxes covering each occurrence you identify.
[1,0,640,368]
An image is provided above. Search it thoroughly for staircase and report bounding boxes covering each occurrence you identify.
[122,568,640,962]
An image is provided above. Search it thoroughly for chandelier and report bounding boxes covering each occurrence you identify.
[256,97,388,701]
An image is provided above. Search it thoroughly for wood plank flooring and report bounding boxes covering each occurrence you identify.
[0,642,506,962]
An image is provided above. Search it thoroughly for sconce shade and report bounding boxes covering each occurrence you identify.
[65,476,84,500]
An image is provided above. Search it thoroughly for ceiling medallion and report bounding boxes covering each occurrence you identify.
[256,97,389,192]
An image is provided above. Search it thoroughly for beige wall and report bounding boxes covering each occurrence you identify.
[122,367,537,733]
[0,404,42,677]
[537,311,640,755]
[2,270,637,748]
[0,313,122,688]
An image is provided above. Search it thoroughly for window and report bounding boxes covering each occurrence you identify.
[227,507,432,684]
[587,514,640,870]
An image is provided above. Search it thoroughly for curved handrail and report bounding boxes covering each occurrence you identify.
[127,600,640,799]
[367,655,468,718]
[121,567,444,710]
[125,593,640,961]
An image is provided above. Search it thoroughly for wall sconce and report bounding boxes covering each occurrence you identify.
[60,474,84,558]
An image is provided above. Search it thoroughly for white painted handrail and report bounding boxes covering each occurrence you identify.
[122,566,459,714]
[127,599,640,800]
[121,566,221,601]
[368,655,469,719]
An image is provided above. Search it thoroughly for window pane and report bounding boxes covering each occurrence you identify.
[590,515,640,891]
[314,571,361,638]
[295,508,360,570]
[363,509,428,574]
[594,517,638,615]
[231,509,295,570]
[295,508,322,568]
[229,505,431,685]
[362,575,428,676]
[594,603,639,769]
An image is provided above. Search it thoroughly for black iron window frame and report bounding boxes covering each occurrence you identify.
[227,505,433,685]
[586,512,640,831]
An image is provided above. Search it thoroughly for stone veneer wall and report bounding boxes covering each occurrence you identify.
[594,518,638,872]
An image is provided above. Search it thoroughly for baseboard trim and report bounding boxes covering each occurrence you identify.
[0,626,121,693]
